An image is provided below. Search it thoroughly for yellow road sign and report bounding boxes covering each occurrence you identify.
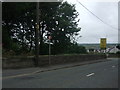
[100,38,106,49]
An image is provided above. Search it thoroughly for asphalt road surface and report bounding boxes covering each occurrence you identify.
[2,58,119,88]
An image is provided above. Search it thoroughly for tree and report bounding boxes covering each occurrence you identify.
[2,2,36,53]
[50,2,81,54]
[116,44,120,49]
[2,1,81,55]
[38,2,61,55]
[37,2,81,54]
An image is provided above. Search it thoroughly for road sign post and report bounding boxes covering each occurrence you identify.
[48,35,52,65]
[49,39,51,65]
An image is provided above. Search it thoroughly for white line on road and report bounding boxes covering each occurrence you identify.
[86,73,95,77]
[112,66,116,68]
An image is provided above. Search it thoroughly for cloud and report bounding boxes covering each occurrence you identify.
[66,0,118,43]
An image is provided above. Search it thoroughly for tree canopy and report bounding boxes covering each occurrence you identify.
[2,2,86,55]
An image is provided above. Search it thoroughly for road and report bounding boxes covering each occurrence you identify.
[2,58,119,88]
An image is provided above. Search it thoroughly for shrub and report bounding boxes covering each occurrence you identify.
[116,51,120,54]
[67,44,87,54]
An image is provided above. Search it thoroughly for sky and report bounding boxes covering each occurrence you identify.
[65,0,118,44]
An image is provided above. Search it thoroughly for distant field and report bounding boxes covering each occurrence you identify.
[78,43,118,49]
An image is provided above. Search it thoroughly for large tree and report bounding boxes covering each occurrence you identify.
[38,2,81,54]
[2,2,36,53]
[2,1,81,55]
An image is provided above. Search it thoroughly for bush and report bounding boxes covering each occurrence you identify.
[2,49,16,57]
[67,44,87,54]
[116,51,120,54]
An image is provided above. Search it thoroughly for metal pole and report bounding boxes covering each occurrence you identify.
[35,2,39,66]
[49,39,51,65]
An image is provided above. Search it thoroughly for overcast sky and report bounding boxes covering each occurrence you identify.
[65,0,118,44]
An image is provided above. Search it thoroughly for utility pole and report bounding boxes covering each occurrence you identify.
[35,2,39,67]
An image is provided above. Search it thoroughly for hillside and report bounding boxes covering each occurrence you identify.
[78,43,118,50]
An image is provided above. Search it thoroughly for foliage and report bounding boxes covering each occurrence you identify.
[116,51,120,54]
[2,2,83,55]
[2,2,36,53]
[45,2,81,54]
[67,43,87,54]
[116,44,120,49]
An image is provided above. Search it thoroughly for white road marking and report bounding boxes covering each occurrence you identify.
[112,66,115,68]
[86,73,95,77]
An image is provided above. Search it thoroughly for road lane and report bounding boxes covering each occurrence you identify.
[3,58,118,88]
